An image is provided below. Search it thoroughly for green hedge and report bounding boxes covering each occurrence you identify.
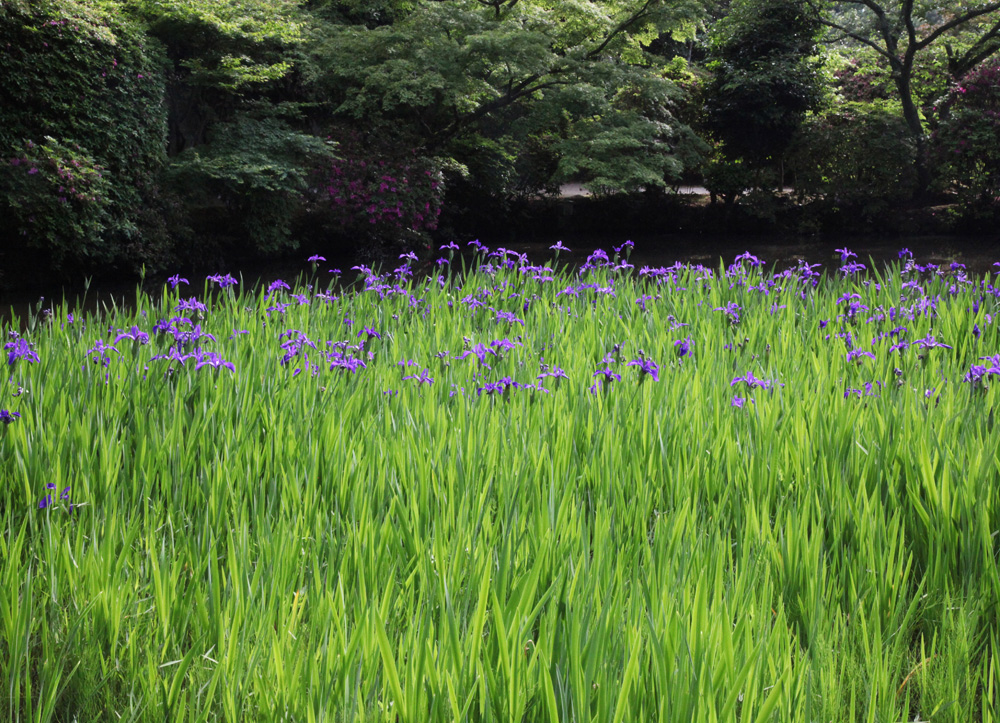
[0,0,169,278]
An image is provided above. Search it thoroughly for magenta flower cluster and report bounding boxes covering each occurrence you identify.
[317,155,443,233]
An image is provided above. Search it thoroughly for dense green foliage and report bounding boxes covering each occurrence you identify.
[933,60,1000,205]
[307,0,707,207]
[1,0,1000,279]
[789,100,918,213]
[2,248,1000,720]
[806,0,1000,190]
[704,0,824,170]
[0,0,169,275]
[166,113,336,259]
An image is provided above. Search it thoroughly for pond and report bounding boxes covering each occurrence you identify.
[3,232,999,326]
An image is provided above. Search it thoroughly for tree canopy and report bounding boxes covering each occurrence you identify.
[807,0,1000,189]
[2,0,1000,283]
[307,0,708,195]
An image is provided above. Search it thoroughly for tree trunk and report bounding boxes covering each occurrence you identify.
[893,68,930,196]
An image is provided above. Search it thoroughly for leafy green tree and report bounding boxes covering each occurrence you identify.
[166,112,336,258]
[806,0,1000,191]
[123,0,308,152]
[120,0,337,259]
[306,0,415,27]
[703,0,825,183]
[305,0,708,201]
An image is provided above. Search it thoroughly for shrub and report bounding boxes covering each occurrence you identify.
[788,100,918,213]
[308,131,444,253]
[2,137,112,267]
[0,0,169,278]
[702,155,753,206]
[931,61,1000,205]
[165,114,336,259]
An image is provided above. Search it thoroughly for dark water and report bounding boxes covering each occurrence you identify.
[494,232,1000,275]
[3,233,1000,327]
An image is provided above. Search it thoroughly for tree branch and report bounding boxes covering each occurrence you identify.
[586,0,656,60]
[815,16,893,60]
[901,0,917,64]
[432,71,573,144]
[947,20,1000,77]
[914,2,1000,51]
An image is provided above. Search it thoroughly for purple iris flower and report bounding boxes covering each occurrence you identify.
[402,369,435,385]
[914,334,953,350]
[113,326,150,346]
[495,311,523,325]
[846,349,876,363]
[207,273,238,288]
[714,302,741,325]
[964,361,1000,387]
[731,371,779,390]
[550,241,571,253]
[593,367,621,383]
[538,367,568,382]
[626,357,660,381]
[193,350,236,372]
[86,340,119,367]
[167,274,189,289]
[279,330,317,365]
[456,344,497,366]
[477,377,528,396]
[674,338,692,359]
[0,409,21,424]
[965,365,990,385]
[583,249,610,268]
[5,337,39,367]
[172,323,216,351]
[330,354,366,373]
[176,297,208,313]
[307,255,326,263]
[733,251,764,268]
[265,280,291,301]
[834,247,857,263]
